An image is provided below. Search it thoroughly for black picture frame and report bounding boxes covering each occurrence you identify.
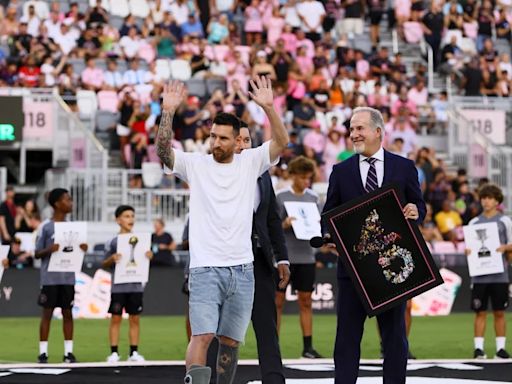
[323,184,443,316]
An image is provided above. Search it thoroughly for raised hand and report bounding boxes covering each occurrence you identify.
[162,80,187,112]
[248,76,274,109]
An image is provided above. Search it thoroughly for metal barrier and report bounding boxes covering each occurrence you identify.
[447,106,512,211]
[45,168,188,223]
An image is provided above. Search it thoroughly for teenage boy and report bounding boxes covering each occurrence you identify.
[275,155,323,359]
[103,205,153,363]
[467,184,512,359]
[35,188,88,363]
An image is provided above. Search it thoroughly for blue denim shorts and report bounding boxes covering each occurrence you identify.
[188,263,255,343]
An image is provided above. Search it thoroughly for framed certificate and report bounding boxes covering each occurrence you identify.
[284,201,322,240]
[463,222,504,277]
[114,233,151,284]
[48,222,87,273]
[323,184,443,316]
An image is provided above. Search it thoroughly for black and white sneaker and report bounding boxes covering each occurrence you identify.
[63,353,77,363]
[302,348,323,359]
[473,348,487,359]
[495,349,511,359]
[37,353,48,364]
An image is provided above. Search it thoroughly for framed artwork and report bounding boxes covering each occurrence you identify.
[323,184,443,316]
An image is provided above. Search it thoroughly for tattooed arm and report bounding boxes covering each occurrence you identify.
[156,81,187,170]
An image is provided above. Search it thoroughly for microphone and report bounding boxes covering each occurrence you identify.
[310,236,329,248]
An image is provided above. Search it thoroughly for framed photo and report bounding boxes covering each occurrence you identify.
[114,233,151,284]
[283,201,322,240]
[323,184,443,316]
[463,222,504,277]
[48,222,87,273]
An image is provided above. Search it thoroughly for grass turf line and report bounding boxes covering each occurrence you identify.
[0,314,511,363]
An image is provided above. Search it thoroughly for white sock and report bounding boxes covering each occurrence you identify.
[496,337,506,351]
[64,340,73,355]
[39,341,48,355]
[474,337,484,350]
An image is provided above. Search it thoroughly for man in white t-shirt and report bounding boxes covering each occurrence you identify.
[296,0,326,42]
[157,77,289,384]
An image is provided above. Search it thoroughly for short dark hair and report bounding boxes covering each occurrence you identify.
[115,205,135,218]
[212,112,247,137]
[288,156,316,176]
[48,188,69,208]
[478,183,504,204]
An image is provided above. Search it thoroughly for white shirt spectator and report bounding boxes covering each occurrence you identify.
[389,127,417,154]
[213,0,235,13]
[168,2,189,25]
[119,35,142,59]
[123,69,151,85]
[23,0,49,20]
[44,19,61,40]
[282,3,302,28]
[103,70,125,88]
[54,29,78,55]
[20,15,41,37]
[40,63,56,86]
[296,0,326,34]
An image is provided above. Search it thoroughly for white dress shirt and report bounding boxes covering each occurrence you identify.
[359,146,384,188]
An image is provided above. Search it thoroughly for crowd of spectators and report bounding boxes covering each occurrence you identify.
[0,0,509,250]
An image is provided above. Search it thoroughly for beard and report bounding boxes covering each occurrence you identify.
[353,142,365,154]
[212,148,232,163]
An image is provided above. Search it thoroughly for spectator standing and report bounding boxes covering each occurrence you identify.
[467,184,512,359]
[0,186,16,244]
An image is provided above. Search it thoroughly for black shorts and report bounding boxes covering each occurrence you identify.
[471,283,510,312]
[108,292,144,315]
[370,11,384,26]
[276,263,316,293]
[38,285,75,309]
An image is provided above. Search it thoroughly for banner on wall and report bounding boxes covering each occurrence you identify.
[411,268,462,316]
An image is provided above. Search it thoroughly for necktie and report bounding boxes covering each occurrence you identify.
[365,157,378,193]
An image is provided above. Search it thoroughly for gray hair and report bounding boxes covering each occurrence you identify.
[351,107,385,142]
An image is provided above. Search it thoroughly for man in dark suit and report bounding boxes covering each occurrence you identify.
[206,124,290,384]
[322,107,426,384]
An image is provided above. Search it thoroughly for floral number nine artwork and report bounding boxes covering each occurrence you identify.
[354,209,415,284]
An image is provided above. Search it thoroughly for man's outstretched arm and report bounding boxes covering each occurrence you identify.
[249,76,289,163]
[156,80,187,170]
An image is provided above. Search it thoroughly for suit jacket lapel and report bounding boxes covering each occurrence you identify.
[352,155,365,194]
[383,150,393,185]
[256,175,265,214]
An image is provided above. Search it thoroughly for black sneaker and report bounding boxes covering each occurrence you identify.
[302,348,323,359]
[495,349,511,359]
[474,348,487,359]
[63,353,77,363]
[37,353,48,364]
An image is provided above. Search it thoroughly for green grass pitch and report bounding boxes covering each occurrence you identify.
[0,314,510,363]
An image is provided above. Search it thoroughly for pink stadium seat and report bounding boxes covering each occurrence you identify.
[138,42,156,63]
[432,241,458,254]
[403,22,424,44]
[97,90,119,113]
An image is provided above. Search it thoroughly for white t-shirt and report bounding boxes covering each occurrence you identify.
[296,1,326,33]
[166,141,273,268]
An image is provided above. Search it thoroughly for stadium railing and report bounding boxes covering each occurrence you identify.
[447,98,512,212]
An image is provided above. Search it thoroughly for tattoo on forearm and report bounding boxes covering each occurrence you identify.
[156,110,175,169]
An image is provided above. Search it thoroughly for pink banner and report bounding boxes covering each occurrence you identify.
[22,100,54,140]
[71,138,86,168]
